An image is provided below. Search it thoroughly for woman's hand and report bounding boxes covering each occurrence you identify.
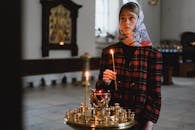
[103,69,117,85]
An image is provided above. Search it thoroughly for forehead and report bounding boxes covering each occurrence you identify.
[120,9,138,17]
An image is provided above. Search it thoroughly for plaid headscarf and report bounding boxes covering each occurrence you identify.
[119,0,152,47]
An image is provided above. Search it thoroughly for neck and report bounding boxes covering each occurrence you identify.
[122,40,135,46]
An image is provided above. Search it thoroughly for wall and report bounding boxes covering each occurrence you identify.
[161,0,195,40]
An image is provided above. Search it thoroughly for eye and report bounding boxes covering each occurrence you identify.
[129,16,136,22]
[120,17,125,21]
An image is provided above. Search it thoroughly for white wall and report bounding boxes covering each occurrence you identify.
[74,0,96,57]
[161,0,195,40]
[22,0,42,59]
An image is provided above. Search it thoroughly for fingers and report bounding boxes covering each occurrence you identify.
[103,69,117,83]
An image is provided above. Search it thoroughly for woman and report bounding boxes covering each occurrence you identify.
[95,1,163,130]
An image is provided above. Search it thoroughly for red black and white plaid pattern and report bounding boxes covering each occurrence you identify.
[95,42,163,123]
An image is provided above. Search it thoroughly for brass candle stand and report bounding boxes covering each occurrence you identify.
[64,89,136,130]
[80,52,91,86]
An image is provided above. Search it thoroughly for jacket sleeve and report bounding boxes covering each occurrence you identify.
[143,49,163,123]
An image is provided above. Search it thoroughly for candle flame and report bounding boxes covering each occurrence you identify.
[110,49,114,55]
[59,41,64,45]
[85,71,89,81]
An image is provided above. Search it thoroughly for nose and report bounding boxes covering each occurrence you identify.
[124,18,130,24]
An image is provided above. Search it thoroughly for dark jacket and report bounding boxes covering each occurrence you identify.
[95,42,163,123]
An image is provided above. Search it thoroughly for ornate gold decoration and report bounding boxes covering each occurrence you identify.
[49,5,71,44]
[64,88,136,129]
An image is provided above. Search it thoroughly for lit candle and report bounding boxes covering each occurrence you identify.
[85,71,89,82]
[109,49,117,91]
[59,41,64,45]
[110,49,116,72]
[84,71,89,107]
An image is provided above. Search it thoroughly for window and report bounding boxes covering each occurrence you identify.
[95,0,120,37]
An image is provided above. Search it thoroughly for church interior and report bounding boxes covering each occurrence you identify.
[4,0,195,130]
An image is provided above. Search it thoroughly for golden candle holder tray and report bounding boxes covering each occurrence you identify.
[64,89,136,130]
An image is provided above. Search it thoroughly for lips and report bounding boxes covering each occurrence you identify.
[122,26,130,29]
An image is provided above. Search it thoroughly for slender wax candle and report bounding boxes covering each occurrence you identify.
[84,71,89,106]
[109,49,117,91]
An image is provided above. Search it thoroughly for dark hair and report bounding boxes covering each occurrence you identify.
[119,2,140,17]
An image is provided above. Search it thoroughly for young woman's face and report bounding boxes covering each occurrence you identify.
[119,9,138,34]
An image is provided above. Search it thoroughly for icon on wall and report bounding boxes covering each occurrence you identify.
[40,0,82,57]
